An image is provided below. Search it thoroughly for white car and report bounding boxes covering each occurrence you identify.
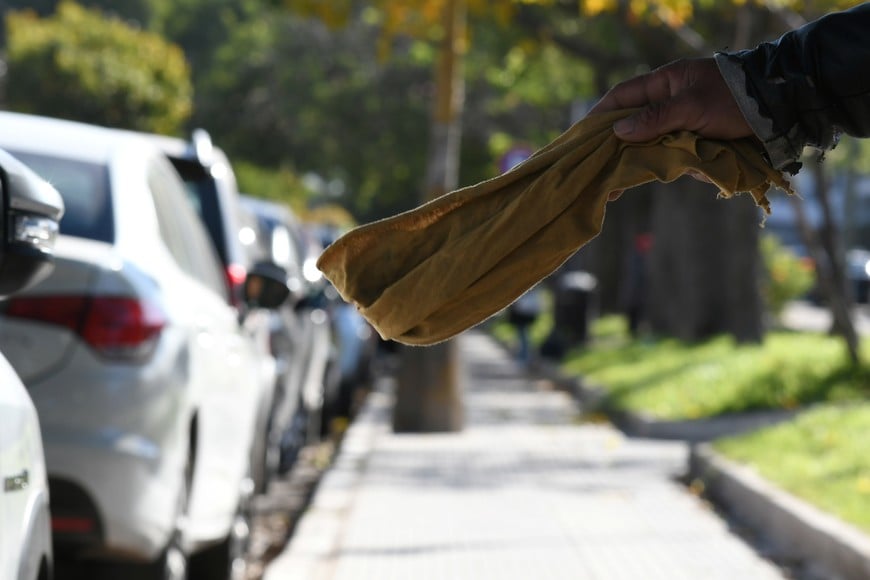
[0,148,64,580]
[142,130,280,493]
[0,111,289,579]
[1,357,52,580]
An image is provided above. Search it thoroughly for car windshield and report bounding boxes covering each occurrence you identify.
[7,150,114,243]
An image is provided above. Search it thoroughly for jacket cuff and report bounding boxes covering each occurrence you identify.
[714,52,804,173]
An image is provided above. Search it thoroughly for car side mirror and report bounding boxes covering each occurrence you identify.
[243,260,292,309]
[0,148,64,297]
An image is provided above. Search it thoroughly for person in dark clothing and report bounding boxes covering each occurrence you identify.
[589,2,870,183]
[508,285,543,368]
[625,232,653,336]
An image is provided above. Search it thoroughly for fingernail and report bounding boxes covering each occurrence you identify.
[614,118,635,136]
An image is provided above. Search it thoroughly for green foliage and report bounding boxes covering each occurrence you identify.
[190,2,599,223]
[822,134,870,175]
[234,161,311,212]
[5,1,192,134]
[490,288,554,349]
[481,42,595,108]
[759,233,815,316]
[159,0,269,82]
[563,316,870,420]
[1,0,165,27]
[715,403,870,533]
[193,12,433,222]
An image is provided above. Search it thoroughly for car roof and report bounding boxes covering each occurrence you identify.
[0,111,152,164]
[239,194,296,221]
[143,132,192,159]
[143,130,232,169]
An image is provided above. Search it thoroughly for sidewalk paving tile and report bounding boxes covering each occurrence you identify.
[265,330,786,580]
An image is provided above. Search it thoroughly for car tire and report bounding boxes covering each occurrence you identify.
[250,424,270,495]
[151,453,193,580]
[278,403,308,474]
[94,457,191,580]
[188,475,253,580]
[318,361,342,439]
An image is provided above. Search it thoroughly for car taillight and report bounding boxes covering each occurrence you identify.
[5,295,166,361]
[225,263,247,307]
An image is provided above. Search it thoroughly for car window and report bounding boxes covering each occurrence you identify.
[242,201,306,272]
[6,150,114,243]
[165,157,229,266]
[147,157,228,300]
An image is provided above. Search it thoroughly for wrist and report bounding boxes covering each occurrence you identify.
[714,52,803,173]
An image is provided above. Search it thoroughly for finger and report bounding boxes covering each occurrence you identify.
[588,64,677,115]
[613,91,706,142]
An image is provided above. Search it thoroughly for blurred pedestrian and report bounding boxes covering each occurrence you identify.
[589,2,870,196]
[508,285,543,368]
[625,232,653,337]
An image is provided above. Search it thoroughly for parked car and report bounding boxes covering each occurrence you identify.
[0,111,289,579]
[238,195,340,466]
[143,130,282,492]
[846,247,870,304]
[0,147,64,580]
[313,224,377,420]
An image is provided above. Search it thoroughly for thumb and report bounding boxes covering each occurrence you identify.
[613,115,641,139]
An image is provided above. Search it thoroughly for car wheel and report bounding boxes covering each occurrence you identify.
[188,476,253,580]
[95,457,191,580]
[157,535,187,580]
[278,404,308,474]
[250,423,270,495]
[264,425,282,486]
[318,361,343,439]
[153,453,193,580]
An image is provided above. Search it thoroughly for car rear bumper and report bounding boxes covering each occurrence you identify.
[44,428,184,562]
[29,341,190,562]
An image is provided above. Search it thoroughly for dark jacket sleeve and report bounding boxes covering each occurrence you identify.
[715,3,870,173]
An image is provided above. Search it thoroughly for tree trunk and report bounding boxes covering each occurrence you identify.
[392,0,466,433]
[648,179,765,343]
[790,163,860,365]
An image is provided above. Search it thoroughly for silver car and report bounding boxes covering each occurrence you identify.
[0,111,287,579]
[239,195,340,469]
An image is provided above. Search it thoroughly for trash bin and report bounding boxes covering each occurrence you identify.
[541,270,597,359]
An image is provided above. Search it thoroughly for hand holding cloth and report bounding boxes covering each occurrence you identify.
[316,109,793,346]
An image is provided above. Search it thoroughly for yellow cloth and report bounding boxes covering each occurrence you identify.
[316,109,793,346]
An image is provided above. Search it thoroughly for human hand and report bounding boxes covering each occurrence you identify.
[589,57,752,143]
[591,58,754,200]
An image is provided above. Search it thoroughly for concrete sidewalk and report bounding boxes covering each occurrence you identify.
[264,330,785,580]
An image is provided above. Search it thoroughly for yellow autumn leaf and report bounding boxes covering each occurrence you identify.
[584,0,618,16]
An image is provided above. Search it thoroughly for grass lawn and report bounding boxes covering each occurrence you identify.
[552,315,870,534]
[714,403,870,534]
[560,316,870,421]
[489,291,554,352]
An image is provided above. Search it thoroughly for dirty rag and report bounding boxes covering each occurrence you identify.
[316,109,793,346]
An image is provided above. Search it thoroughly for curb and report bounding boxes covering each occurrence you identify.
[690,444,870,580]
[263,390,389,580]
[537,355,870,579]
[607,407,800,443]
[536,358,799,442]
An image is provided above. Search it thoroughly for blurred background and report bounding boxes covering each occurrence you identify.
[2,0,868,348]
[1,1,869,579]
